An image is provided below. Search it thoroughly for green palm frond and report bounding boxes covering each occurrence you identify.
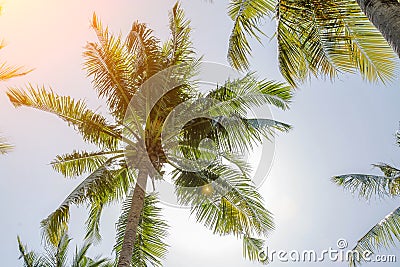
[125,22,162,79]
[85,14,136,118]
[18,232,112,267]
[7,86,122,150]
[171,74,291,154]
[0,137,13,154]
[84,201,104,245]
[115,193,169,267]
[84,167,133,243]
[207,73,292,112]
[276,0,397,87]
[83,167,133,247]
[333,172,400,199]
[173,164,273,264]
[17,236,44,267]
[373,163,400,178]
[243,235,268,264]
[227,0,275,70]
[348,206,400,267]
[173,162,274,238]
[51,150,124,178]
[164,2,195,65]
[42,164,132,245]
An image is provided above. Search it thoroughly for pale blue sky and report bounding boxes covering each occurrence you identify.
[1,1,400,266]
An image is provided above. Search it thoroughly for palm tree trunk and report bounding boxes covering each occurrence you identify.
[117,169,148,267]
[356,0,400,57]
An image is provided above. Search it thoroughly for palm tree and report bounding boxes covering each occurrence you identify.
[226,0,397,87]
[17,231,113,267]
[333,130,400,266]
[8,3,292,267]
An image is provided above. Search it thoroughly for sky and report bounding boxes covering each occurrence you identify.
[1,0,400,266]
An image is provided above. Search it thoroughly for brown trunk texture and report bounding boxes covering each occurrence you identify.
[356,0,400,57]
[117,169,148,267]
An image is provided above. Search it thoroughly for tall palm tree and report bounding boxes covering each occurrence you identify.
[226,0,397,87]
[333,130,400,266]
[18,231,113,267]
[8,3,292,267]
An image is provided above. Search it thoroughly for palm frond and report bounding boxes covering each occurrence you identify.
[276,0,397,87]
[243,235,268,264]
[114,193,169,267]
[7,86,121,150]
[348,206,400,267]
[333,171,400,199]
[125,20,162,79]
[0,62,31,81]
[17,236,44,267]
[227,0,275,70]
[51,150,123,178]
[0,137,13,154]
[83,167,134,243]
[85,14,136,119]
[84,201,104,245]
[170,74,291,154]
[41,164,132,245]
[164,2,195,65]
[173,163,273,265]
[174,163,274,237]
[207,73,292,112]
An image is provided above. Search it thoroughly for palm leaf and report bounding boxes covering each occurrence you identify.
[114,193,169,267]
[243,235,268,264]
[333,172,400,199]
[42,163,132,245]
[174,163,274,235]
[227,0,275,70]
[85,14,136,119]
[7,86,122,150]
[17,236,44,267]
[348,206,400,267]
[163,2,195,65]
[0,62,31,81]
[173,163,273,264]
[0,137,13,154]
[51,150,124,178]
[276,0,397,87]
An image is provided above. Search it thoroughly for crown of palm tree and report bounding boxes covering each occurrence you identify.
[8,3,292,266]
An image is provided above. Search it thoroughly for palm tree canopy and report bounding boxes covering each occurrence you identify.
[8,2,292,266]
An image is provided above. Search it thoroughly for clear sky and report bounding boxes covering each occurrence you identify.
[1,0,400,266]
